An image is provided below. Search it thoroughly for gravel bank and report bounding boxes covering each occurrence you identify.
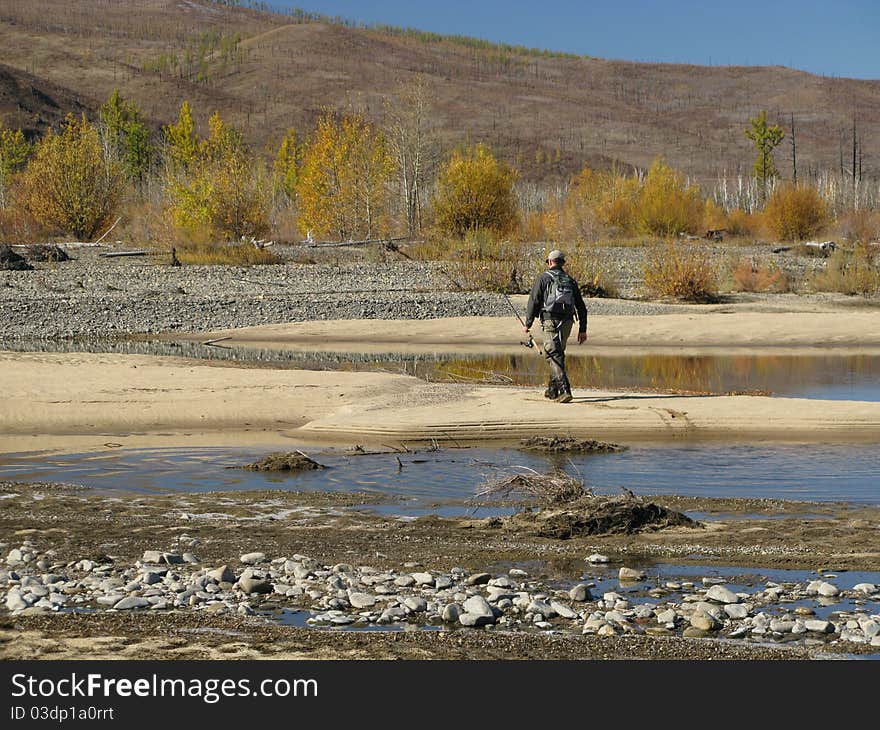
[0,243,844,340]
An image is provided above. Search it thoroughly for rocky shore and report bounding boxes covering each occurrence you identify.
[0,243,833,340]
[1,482,878,659]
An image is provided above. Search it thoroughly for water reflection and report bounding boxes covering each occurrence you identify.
[4,337,880,400]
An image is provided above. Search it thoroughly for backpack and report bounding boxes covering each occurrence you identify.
[542,269,576,318]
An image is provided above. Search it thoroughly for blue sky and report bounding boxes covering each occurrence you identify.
[271,1,880,80]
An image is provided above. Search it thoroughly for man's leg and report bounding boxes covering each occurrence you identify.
[542,319,572,400]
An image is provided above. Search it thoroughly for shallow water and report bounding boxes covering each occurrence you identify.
[1,442,878,506]
[5,338,880,401]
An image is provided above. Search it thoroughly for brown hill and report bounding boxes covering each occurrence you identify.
[0,0,878,187]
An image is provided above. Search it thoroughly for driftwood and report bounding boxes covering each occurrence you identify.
[302,236,408,249]
[201,336,232,348]
[99,250,149,258]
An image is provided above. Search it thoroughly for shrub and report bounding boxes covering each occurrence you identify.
[835,209,880,244]
[725,207,762,237]
[432,143,519,236]
[643,241,718,302]
[763,183,827,241]
[637,158,703,236]
[15,114,123,240]
[730,259,789,293]
[810,245,879,295]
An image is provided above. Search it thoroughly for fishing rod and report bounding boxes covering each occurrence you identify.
[502,292,542,353]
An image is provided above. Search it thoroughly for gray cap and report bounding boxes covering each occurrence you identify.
[547,249,565,262]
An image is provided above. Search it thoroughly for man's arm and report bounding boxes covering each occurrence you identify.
[524,273,546,330]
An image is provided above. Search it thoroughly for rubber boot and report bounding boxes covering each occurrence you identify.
[543,378,558,399]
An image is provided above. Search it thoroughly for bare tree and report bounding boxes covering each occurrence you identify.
[385,76,436,237]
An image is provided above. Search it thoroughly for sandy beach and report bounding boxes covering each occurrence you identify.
[3,306,880,454]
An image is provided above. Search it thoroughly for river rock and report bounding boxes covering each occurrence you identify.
[724,603,751,620]
[690,612,718,631]
[853,583,877,595]
[348,592,376,609]
[770,619,794,633]
[465,572,492,586]
[113,596,151,610]
[489,576,516,589]
[404,596,428,612]
[569,584,592,602]
[462,595,494,618]
[597,623,617,636]
[551,601,578,620]
[618,567,645,582]
[528,600,556,618]
[509,568,529,578]
[141,551,163,563]
[5,591,27,611]
[411,572,434,586]
[208,565,236,583]
[394,575,416,587]
[240,552,267,565]
[804,619,834,633]
[817,582,839,597]
[237,577,272,595]
[586,554,610,564]
[442,603,462,622]
[656,608,677,624]
[706,585,739,604]
[434,575,453,589]
[459,613,494,627]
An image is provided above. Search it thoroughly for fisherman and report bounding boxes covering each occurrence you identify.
[523,250,588,403]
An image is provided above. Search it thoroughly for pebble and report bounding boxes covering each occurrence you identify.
[618,567,645,581]
[348,593,377,609]
[463,595,495,618]
[465,572,491,586]
[569,584,592,602]
[240,552,267,565]
[113,596,151,610]
[705,585,739,604]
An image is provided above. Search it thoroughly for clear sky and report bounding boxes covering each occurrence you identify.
[270,1,880,80]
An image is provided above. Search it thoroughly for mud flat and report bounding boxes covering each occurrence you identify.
[1,482,879,660]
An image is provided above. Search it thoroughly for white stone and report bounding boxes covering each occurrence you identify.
[804,619,834,633]
[442,604,462,622]
[240,552,266,565]
[550,601,578,619]
[724,603,750,620]
[411,572,434,586]
[403,596,427,612]
[348,592,376,609]
[853,583,877,595]
[569,584,592,602]
[586,554,609,564]
[618,567,645,581]
[706,585,739,604]
[817,582,839,597]
[113,596,151,610]
[462,595,494,618]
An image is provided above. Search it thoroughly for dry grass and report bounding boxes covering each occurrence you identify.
[476,468,589,505]
[809,245,880,295]
[730,259,790,293]
[174,242,282,266]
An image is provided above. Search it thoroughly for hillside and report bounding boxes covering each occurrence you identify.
[0,0,878,186]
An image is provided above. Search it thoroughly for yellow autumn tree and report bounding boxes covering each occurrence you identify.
[432,143,519,237]
[16,114,122,239]
[637,158,703,236]
[295,112,395,240]
[166,110,270,240]
[273,127,300,204]
[163,100,199,173]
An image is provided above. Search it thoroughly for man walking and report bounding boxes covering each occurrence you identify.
[523,250,588,403]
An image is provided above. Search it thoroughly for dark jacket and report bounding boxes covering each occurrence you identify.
[525,267,588,333]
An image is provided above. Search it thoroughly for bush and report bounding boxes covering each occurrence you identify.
[643,241,718,302]
[637,158,703,236]
[15,114,122,240]
[166,112,272,241]
[730,259,789,293]
[763,183,827,241]
[433,143,519,236]
[835,209,880,244]
[810,245,879,295]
